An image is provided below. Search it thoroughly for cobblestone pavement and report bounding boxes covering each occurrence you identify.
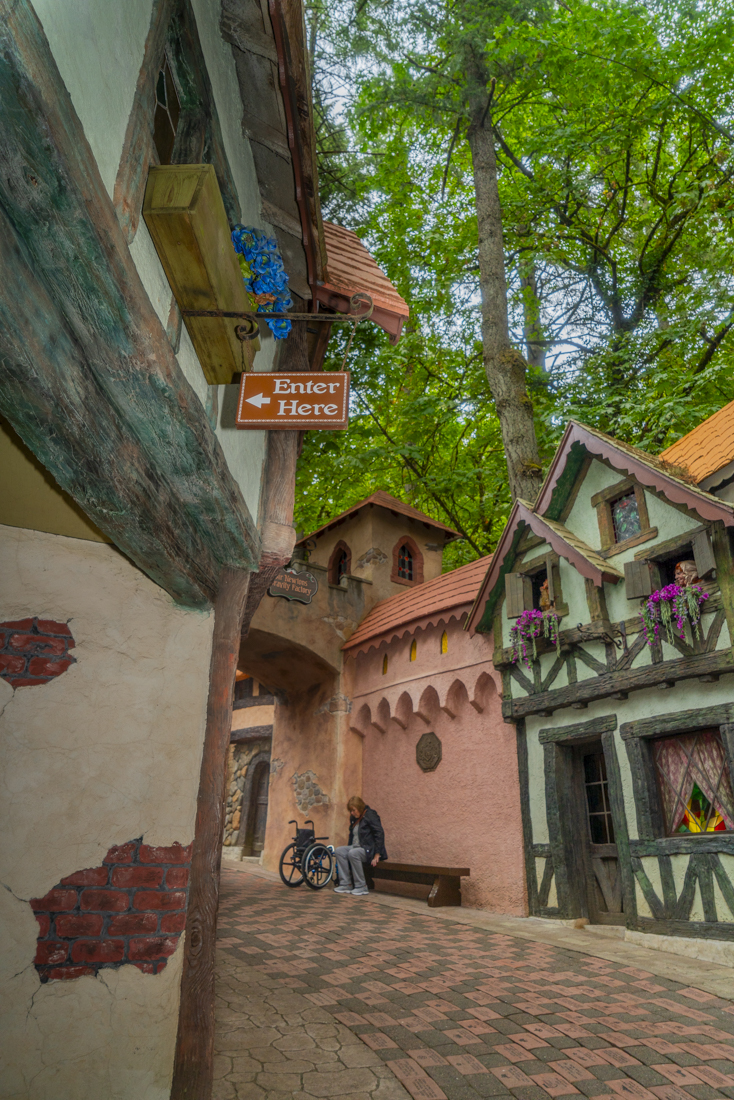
[215,868,734,1100]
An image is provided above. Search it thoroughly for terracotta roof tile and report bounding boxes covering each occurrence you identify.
[660,399,734,484]
[343,554,492,652]
[534,509,623,582]
[299,491,460,545]
[315,222,409,343]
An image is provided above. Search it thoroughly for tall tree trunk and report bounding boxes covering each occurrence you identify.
[467,101,544,504]
[518,232,546,372]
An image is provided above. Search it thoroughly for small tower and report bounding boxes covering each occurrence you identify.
[297,491,459,604]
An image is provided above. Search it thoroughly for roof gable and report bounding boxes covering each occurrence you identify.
[466,499,623,633]
[538,421,728,524]
[298,491,460,546]
[467,420,734,635]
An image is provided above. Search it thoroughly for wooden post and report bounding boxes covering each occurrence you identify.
[171,567,251,1100]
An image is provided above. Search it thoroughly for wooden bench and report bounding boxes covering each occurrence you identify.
[364,861,470,907]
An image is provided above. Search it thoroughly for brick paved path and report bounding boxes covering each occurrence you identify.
[215,868,734,1100]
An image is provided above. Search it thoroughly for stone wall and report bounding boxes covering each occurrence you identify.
[223,739,272,847]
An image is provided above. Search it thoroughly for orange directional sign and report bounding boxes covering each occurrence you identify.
[236,371,350,430]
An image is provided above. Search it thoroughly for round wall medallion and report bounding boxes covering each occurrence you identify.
[416,732,442,772]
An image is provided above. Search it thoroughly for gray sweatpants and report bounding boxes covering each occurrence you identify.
[335,845,368,889]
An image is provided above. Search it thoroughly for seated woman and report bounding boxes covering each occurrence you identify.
[334,796,388,896]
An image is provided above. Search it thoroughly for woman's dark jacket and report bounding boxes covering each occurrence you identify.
[349,807,388,862]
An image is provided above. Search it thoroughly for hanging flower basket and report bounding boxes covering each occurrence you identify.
[231,225,293,340]
[509,609,561,668]
[640,584,709,648]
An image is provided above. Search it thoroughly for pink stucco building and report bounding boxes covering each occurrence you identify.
[231,494,527,917]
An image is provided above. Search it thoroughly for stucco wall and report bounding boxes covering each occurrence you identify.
[0,525,213,1099]
[307,508,447,602]
[347,617,526,915]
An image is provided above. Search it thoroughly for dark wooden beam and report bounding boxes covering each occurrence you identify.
[539,715,617,744]
[503,648,734,719]
[171,568,250,1100]
[0,1,258,607]
[620,702,734,740]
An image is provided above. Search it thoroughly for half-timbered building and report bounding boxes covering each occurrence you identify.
[468,417,734,949]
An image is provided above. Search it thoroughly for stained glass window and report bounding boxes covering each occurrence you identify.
[653,730,734,834]
[583,751,616,844]
[397,544,413,580]
[611,490,642,543]
[153,58,180,165]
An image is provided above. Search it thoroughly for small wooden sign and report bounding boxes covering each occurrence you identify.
[236,371,349,429]
[267,568,318,604]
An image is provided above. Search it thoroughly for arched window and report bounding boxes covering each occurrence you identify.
[398,544,413,580]
[410,639,417,662]
[327,540,351,585]
[440,631,448,655]
[382,653,389,675]
[391,536,424,586]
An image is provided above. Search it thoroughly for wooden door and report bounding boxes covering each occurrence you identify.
[251,763,270,855]
[574,742,624,924]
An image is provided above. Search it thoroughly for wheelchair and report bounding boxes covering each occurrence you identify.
[278,819,336,890]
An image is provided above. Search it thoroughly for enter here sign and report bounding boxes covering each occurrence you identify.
[235,371,350,430]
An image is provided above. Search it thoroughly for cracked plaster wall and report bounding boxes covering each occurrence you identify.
[0,525,214,1099]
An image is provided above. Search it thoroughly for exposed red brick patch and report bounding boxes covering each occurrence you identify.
[111,866,163,888]
[56,914,104,937]
[0,618,75,689]
[108,912,158,935]
[60,867,108,887]
[80,889,128,912]
[128,936,179,961]
[161,912,186,934]
[36,620,72,636]
[30,889,78,912]
[133,889,187,911]
[34,941,69,966]
[71,939,125,964]
[104,842,136,864]
[139,843,190,864]
[34,914,50,938]
[30,837,192,982]
[165,867,190,888]
[48,965,94,981]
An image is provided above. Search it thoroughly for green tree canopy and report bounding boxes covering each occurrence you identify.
[296,0,734,563]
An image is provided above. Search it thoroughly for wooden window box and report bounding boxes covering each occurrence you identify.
[143,164,259,385]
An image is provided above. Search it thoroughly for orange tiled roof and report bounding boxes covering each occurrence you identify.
[343,554,492,653]
[298,491,460,546]
[315,222,409,343]
[660,399,734,485]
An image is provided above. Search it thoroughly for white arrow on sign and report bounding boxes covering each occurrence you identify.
[246,392,271,408]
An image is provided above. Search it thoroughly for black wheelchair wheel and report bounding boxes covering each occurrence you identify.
[279,842,304,887]
[302,843,335,890]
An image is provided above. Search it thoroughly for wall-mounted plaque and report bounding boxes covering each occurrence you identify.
[267,568,318,604]
[416,732,442,772]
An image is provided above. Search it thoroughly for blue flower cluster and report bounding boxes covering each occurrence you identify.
[231,225,292,339]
